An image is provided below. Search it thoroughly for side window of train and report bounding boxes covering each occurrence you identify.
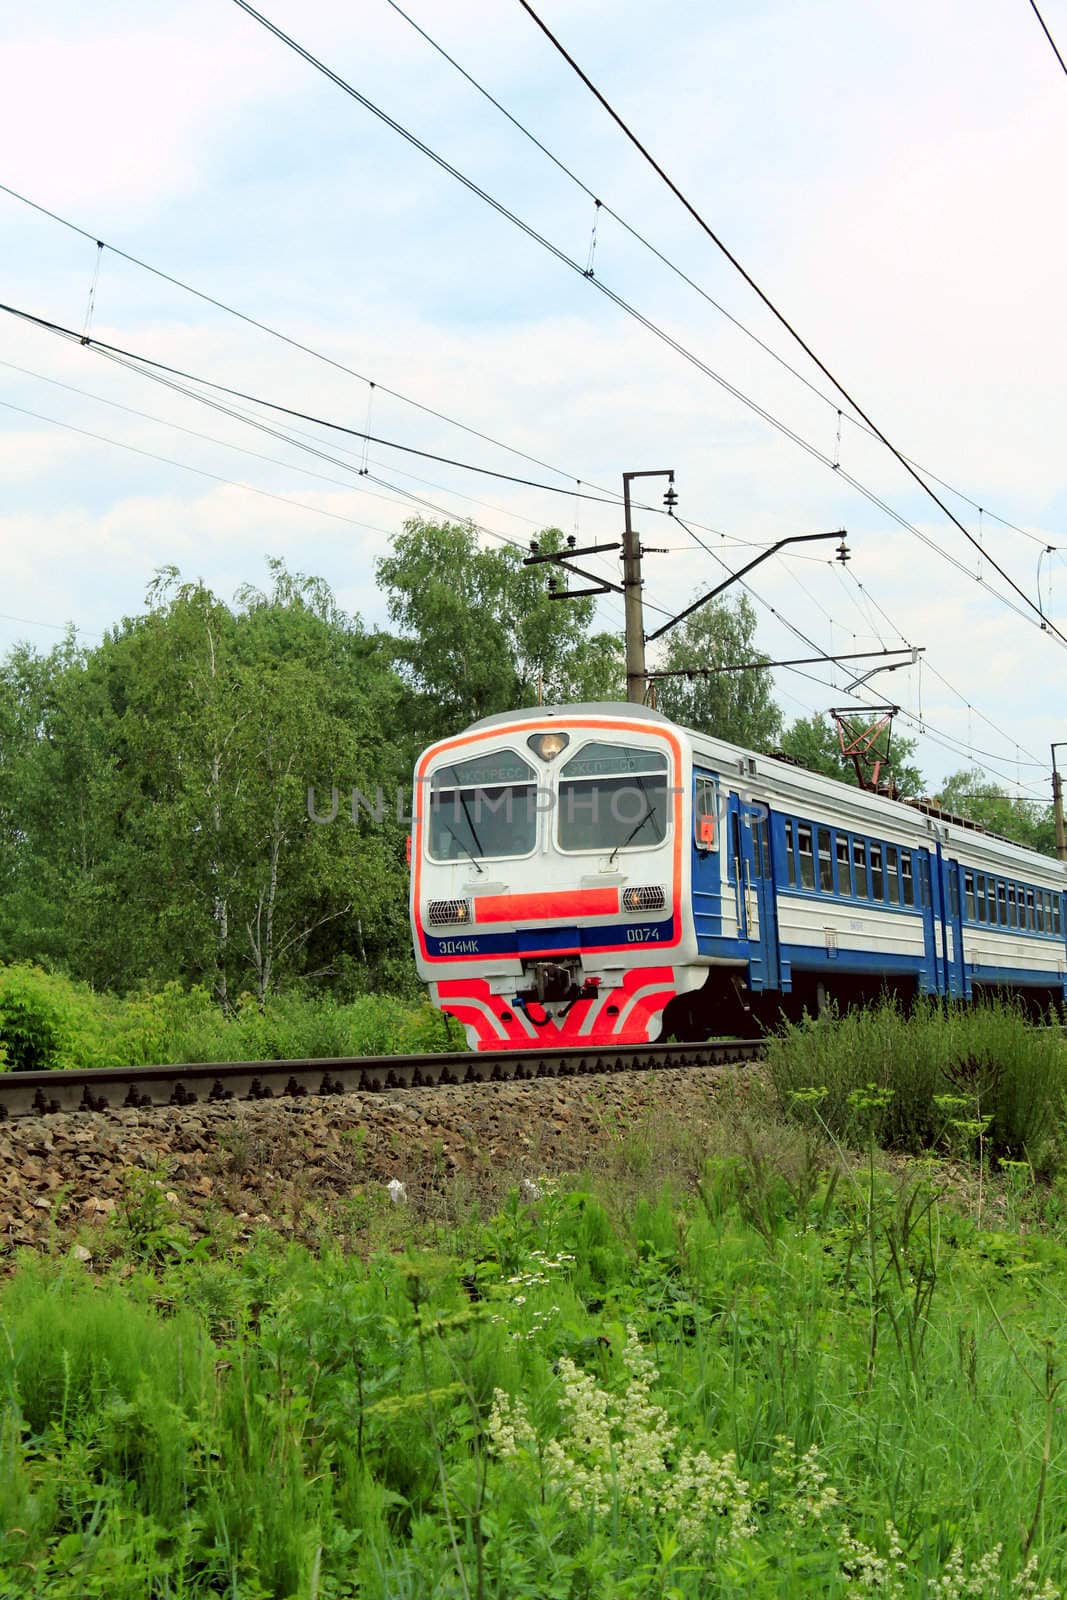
[784,819,797,886]
[977,876,987,923]
[886,844,900,905]
[998,881,1008,924]
[918,857,931,909]
[1055,896,1063,936]
[949,869,961,920]
[817,829,834,893]
[852,838,869,899]
[1007,884,1017,929]
[964,871,976,921]
[901,852,914,907]
[870,843,885,902]
[1029,888,1038,931]
[835,834,851,896]
[694,776,719,852]
[797,823,815,890]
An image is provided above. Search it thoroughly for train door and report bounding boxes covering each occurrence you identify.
[917,848,944,994]
[939,848,967,998]
[691,769,722,952]
[728,794,781,991]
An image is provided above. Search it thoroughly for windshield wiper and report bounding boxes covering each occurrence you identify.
[438,818,484,875]
[608,776,657,865]
[458,790,485,859]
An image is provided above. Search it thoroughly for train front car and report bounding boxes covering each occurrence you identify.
[410,705,704,1050]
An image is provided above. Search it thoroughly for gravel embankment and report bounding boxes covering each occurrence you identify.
[0,1064,751,1259]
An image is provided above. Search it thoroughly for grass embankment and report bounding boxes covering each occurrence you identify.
[0,963,460,1071]
[4,1001,1067,1596]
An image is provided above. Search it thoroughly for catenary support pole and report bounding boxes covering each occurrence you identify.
[1053,743,1067,863]
[622,469,675,703]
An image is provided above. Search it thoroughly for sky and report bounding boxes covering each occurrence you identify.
[1,0,1065,798]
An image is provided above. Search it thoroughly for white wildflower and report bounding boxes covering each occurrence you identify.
[770,1437,839,1526]
[1014,1555,1061,1600]
[487,1389,536,1459]
[491,1326,754,1551]
[838,1520,907,1597]
[386,1178,407,1204]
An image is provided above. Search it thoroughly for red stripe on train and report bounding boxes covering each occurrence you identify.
[473,888,620,923]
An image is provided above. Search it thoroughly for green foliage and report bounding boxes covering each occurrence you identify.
[376,518,624,740]
[651,594,783,749]
[935,767,1058,857]
[3,1164,1067,1596]
[0,965,462,1071]
[0,963,81,1071]
[768,998,1067,1168]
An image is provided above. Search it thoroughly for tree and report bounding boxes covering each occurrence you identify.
[376,519,623,740]
[934,769,1057,857]
[650,594,782,749]
[0,562,414,1000]
[778,712,924,796]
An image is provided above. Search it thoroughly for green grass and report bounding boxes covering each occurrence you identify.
[3,1151,1067,1597]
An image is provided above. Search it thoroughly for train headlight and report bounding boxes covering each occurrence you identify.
[427,898,473,926]
[622,885,667,912]
[528,731,570,761]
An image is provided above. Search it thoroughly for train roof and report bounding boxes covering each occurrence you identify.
[459,703,1066,884]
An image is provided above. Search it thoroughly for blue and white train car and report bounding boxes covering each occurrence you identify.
[409,703,1067,1051]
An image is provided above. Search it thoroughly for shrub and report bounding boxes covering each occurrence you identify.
[0,964,85,1071]
[767,997,1067,1166]
[0,963,460,1070]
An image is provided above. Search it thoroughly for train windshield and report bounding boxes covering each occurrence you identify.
[557,742,669,853]
[427,749,538,862]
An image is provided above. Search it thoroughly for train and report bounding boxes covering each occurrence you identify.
[409,702,1067,1051]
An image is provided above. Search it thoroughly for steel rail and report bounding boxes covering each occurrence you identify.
[0,1039,765,1121]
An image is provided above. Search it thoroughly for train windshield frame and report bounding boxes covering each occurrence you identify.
[555,741,670,855]
[426,748,539,863]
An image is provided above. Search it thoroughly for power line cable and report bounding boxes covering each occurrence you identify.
[388,0,1060,557]
[0,301,623,505]
[0,362,652,629]
[835,560,1045,767]
[0,398,405,537]
[5,317,1042,777]
[669,512,1048,777]
[1028,0,1067,76]
[3,178,1056,555]
[0,183,617,498]
[511,0,1066,641]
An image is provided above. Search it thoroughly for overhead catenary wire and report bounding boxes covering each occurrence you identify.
[1028,0,1067,77]
[3,177,1057,565]
[0,183,619,498]
[387,0,1060,558]
[2,166,1053,772]
[0,302,625,505]
[3,304,1046,783]
[225,0,1067,649]
[510,0,1066,641]
[667,513,1049,779]
[835,561,1046,768]
[2,307,639,610]
[0,397,410,538]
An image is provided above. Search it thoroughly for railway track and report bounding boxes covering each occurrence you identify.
[0,1038,764,1120]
